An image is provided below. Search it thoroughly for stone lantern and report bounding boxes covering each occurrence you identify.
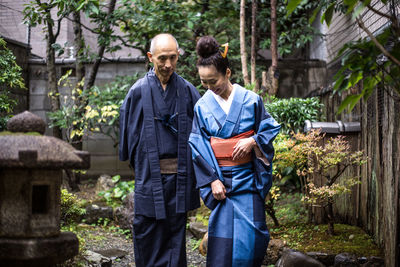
[0,111,90,266]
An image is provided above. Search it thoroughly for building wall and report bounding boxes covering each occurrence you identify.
[309,1,391,67]
[0,0,142,59]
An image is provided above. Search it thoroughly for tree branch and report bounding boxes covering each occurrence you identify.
[366,4,394,21]
[85,0,117,90]
[54,18,62,40]
[356,17,400,67]
[66,16,139,50]
[327,164,349,186]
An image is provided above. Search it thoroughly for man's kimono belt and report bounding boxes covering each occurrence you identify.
[210,130,255,167]
[159,158,178,174]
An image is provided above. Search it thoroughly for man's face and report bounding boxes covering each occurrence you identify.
[147,38,179,85]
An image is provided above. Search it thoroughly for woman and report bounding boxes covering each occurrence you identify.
[189,36,280,266]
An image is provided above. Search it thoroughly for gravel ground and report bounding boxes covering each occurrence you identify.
[70,181,206,266]
[82,225,206,267]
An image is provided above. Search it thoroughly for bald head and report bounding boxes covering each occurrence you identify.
[149,33,179,54]
[147,33,180,87]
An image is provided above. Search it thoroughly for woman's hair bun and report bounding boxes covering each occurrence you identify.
[196,36,220,58]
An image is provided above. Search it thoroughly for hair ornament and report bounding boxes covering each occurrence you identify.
[220,43,229,58]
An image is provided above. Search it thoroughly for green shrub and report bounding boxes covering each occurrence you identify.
[273,133,305,189]
[48,73,141,145]
[98,175,135,208]
[60,189,86,226]
[0,37,26,131]
[265,96,323,134]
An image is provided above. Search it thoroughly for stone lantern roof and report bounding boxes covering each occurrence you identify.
[0,111,89,169]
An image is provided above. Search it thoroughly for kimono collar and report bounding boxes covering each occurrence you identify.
[141,71,189,219]
[204,84,246,137]
[148,68,177,90]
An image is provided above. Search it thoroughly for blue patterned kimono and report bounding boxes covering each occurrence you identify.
[189,84,280,267]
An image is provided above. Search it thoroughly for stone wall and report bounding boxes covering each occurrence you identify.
[29,58,145,179]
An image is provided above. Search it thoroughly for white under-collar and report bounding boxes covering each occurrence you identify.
[211,84,236,114]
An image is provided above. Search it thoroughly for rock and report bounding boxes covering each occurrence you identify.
[307,252,336,266]
[7,111,46,134]
[188,221,208,239]
[275,249,325,267]
[95,174,115,194]
[264,238,287,265]
[358,257,368,264]
[334,253,358,267]
[199,232,208,256]
[361,256,384,267]
[114,192,135,230]
[83,250,112,267]
[83,204,114,224]
[95,248,128,260]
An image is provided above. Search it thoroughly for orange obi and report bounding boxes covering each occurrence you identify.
[210,130,255,167]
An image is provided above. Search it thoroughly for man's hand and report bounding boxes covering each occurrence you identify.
[232,137,256,160]
[211,179,226,200]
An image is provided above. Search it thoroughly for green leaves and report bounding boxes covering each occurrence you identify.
[337,94,362,114]
[0,37,26,131]
[286,0,303,16]
[47,73,140,143]
[0,38,26,90]
[332,26,399,113]
[98,175,135,208]
[321,3,335,26]
[265,97,324,134]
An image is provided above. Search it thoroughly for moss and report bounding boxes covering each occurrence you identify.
[268,192,383,257]
[270,223,382,257]
[0,131,41,136]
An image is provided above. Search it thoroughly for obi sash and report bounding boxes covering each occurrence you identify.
[210,130,255,167]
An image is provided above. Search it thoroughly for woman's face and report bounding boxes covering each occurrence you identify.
[198,65,231,99]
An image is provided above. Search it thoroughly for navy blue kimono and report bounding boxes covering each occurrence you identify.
[119,69,200,267]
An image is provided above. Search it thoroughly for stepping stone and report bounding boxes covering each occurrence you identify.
[84,250,112,267]
[95,248,128,260]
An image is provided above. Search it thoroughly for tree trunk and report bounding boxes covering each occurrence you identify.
[326,200,335,235]
[72,10,85,152]
[240,0,250,85]
[85,0,117,90]
[250,0,257,89]
[46,21,62,139]
[266,201,280,227]
[267,0,279,95]
[69,10,86,189]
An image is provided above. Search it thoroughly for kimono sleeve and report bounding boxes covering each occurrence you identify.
[189,104,223,210]
[252,96,281,199]
[188,105,222,188]
[119,82,143,164]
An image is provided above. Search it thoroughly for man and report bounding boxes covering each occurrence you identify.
[119,33,200,267]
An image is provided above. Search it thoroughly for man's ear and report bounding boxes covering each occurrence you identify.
[147,51,153,63]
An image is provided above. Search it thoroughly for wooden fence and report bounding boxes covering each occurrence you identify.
[313,85,399,267]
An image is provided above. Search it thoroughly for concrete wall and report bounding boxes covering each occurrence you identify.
[29,58,146,179]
